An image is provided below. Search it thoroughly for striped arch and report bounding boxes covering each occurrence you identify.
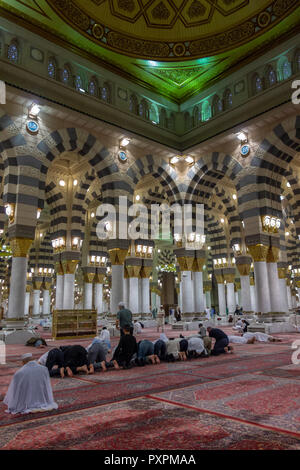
[45,182,67,240]
[214,186,242,247]
[185,152,243,202]
[239,115,300,231]
[36,128,121,207]
[204,210,228,260]
[126,155,182,205]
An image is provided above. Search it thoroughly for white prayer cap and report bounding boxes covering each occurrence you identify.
[21,353,33,360]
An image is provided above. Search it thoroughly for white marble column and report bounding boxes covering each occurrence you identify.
[123,277,129,308]
[55,274,64,310]
[94,283,103,314]
[42,289,50,316]
[217,283,226,316]
[240,276,252,312]
[129,277,139,314]
[84,282,93,310]
[226,283,236,314]
[250,284,257,312]
[24,291,30,316]
[141,277,150,314]
[7,257,28,319]
[33,289,40,316]
[181,271,194,313]
[253,262,271,313]
[138,278,142,313]
[179,281,183,311]
[110,265,124,314]
[267,262,283,312]
[193,271,204,313]
[63,274,75,310]
[278,278,289,312]
[205,291,211,309]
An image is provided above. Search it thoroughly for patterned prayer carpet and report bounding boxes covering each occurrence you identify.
[0,325,300,449]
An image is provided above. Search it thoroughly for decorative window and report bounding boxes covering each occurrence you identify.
[47,58,57,79]
[149,104,159,124]
[101,82,111,102]
[7,41,18,63]
[193,106,200,126]
[213,95,223,116]
[277,57,292,81]
[88,77,98,96]
[267,66,276,87]
[139,99,149,119]
[201,101,211,122]
[129,94,138,114]
[253,74,263,94]
[75,74,83,92]
[223,89,233,109]
[62,65,71,85]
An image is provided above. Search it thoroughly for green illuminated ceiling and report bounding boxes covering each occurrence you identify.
[1,0,300,103]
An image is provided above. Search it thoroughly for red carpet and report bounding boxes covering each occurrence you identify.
[0,325,300,449]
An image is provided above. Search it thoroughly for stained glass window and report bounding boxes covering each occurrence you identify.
[255,75,262,93]
[7,43,18,62]
[282,61,292,80]
[202,101,211,121]
[88,80,96,96]
[101,87,107,101]
[224,89,233,109]
[268,68,276,86]
[62,67,69,84]
[75,75,83,91]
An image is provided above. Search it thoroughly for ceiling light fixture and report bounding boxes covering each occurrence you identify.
[28,102,40,118]
[59,180,65,187]
[119,137,131,148]
[236,131,248,143]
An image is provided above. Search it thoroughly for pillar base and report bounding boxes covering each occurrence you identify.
[2,319,26,329]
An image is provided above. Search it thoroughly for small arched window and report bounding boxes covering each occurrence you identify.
[193,106,200,126]
[101,82,111,102]
[88,77,98,96]
[62,64,72,86]
[7,41,18,63]
[266,66,276,87]
[202,101,211,122]
[212,95,223,116]
[223,89,233,110]
[278,57,292,81]
[139,99,149,119]
[75,74,83,92]
[129,94,138,114]
[253,74,263,94]
[149,104,159,124]
[47,57,57,79]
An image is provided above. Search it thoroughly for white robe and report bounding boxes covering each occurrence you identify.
[228,335,248,344]
[187,337,205,354]
[244,332,270,343]
[3,361,58,414]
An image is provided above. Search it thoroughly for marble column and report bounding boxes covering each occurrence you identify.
[7,238,33,321]
[277,267,289,313]
[217,283,226,316]
[84,273,94,310]
[192,253,205,314]
[181,271,194,313]
[42,282,51,316]
[225,281,236,315]
[24,288,31,316]
[62,260,78,310]
[205,290,211,309]
[108,248,128,315]
[236,258,252,312]
[55,262,64,310]
[247,245,271,314]
[138,278,142,314]
[287,282,292,310]
[250,279,257,313]
[94,273,105,314]
[123,269,129,308]
[32,283,41,317]
[266,247,283,313]
[140,266,152,315]
[127,265,141,314]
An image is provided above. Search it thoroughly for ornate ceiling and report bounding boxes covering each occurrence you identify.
[1,0,300,102]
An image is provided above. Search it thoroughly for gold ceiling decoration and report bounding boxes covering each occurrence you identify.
[46,0,299,60]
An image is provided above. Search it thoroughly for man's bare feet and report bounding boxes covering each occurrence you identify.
[113,360,120,370]
[66,366,73,377]
[149,355,156,365]
[88,364,94,374]
[77,365,89,374]
[101,361,107,372]
[155,355,160,364]
[60,367,65,378]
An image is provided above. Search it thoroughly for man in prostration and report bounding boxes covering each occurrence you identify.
[4,353,58,414]
[207,326,234,355]
[112,324,138,369]
[116,301,133,336]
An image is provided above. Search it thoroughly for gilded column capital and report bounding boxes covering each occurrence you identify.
[140,266,152,278]
[277,268,287,280]
[295,280,300,288]
[247,244,269,262]
[55,262,64,276]
[9,237,33,257]
[266,246,280,263]
[62,260,78,275]
[224,274,235,284]
[177,256,194,272]
[84,273,95,283]
[126,265,141,278]
[43,282,52,291]
[215,274,224,284]
[250,277,255,286]
[33,280,42,290]
[94,273,105,284]
[236,264,251,276]
[192,257,206,272]
[108,248,128,265]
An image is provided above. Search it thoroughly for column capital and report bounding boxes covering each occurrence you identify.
[277,268,287,279]
[215,270,224,284]
[236,256,252,276]
[224,274,235,284]
[108,248,128,265]
[140,266,152,278]
[33,280,42,290]
[84,273,95,283]
[94,273,105,284]
[192,257,206,272]
[177,256,194,272]
[247,244,269,262]
[9,237,33,257]
[62,260,78,274]
[126,266,141,278]
[55,261,64,276]
[266,246,280,263]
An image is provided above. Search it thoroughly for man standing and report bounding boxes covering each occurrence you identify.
[207,326,233,355]
[4,353,58,414]
[116,301,133,336]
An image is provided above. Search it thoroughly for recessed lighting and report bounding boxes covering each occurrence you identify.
[185,156,194,164]
[91,212,95,218]
[59,180,65,187]
[287,182,291,188]
[170,156,180,165]
[136,195,140,201]
[232,194,237,200]
[120,137,131,147]
[73,179,78,186]
[28,102,40,118]
[220,218,225,224]
[285,232,290,236]
[236,131,248,142]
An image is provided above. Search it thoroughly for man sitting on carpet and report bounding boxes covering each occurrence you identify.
[112,324,138,369]
[207,326,234,355]
[4,353,58,415]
